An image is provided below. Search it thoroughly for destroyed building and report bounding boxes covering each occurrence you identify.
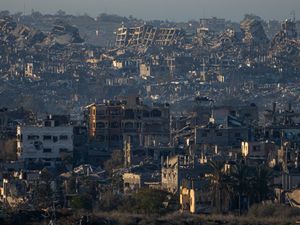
[115,24,185,48]
[199,17,226,33]
[161,155,209,194]
[16,115,74,169]
[85,96,170,164]
[240,18,269,46]
[272,19,298,45]
[47,20,84,45]
[122,163,161,194]
[3,9,300,217]
[269,20,300,74]
[161,155,194,194]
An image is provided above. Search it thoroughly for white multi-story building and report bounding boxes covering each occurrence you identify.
[17,118,73,168]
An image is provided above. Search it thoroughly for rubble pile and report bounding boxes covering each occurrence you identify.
[49,20,84,44]
[0,12,300,114]
[240,18,269,46]
[0,16,84,48]
[0,16,46,47]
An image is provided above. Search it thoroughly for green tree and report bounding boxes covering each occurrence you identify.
[230,161,251,215]
[208,160,231,213]
[251,164,274,203]
[121,188,170,214]
[71,194,93,211]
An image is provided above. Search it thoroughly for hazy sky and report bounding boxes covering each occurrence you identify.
[2,0,299,22]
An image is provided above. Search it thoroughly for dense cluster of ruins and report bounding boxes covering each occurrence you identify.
[1,9,300,223]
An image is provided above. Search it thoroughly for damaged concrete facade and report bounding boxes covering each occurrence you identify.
[161,155,196,194]
[115,24,184,48]
[16,115,74,169]
[85,96,170,162]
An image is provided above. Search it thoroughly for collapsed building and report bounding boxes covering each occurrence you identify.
[0,16,46,48]
[161,155,210,198]
[0,16,84,48]
[115,24,185,48]
[199,17,226,34]
[161,155,194,193]
[240,18,269,46]
[47,20,84,45]
[122,163,161,194]
[272,19,298,46]
[269,20,300,70]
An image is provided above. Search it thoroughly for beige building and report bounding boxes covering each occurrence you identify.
[123,173,142,194]
[180,180,196,213]
[139,63,151,78]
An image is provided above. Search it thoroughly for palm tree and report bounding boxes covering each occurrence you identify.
[251,164,274,203]
[229,161,251,215]
[208,160,231,213]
